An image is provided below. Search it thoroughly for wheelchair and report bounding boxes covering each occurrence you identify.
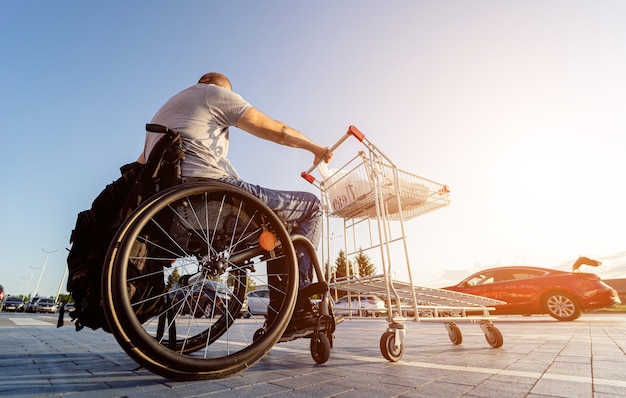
[100,179,337,381]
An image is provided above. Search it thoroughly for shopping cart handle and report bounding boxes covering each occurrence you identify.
[301,171,316,183]
[301,125,366,183]
[347,125,365,141]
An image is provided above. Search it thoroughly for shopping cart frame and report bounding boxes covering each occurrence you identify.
[302,126,504,361]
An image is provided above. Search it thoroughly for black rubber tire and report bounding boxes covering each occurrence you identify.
[484,324,504,348]
[102,182,298,380]
[543,291,582,321]
[379,331,403,362]
[253,328,265,342]
[310,333,331,364]
[447,324,462,345]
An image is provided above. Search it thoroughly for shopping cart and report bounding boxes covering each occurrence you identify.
[302,126,505,361]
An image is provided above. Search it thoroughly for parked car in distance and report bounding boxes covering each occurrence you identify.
[34,298,58,313]
[4,296,25,312]
[239,298,249,318]
[25,296,42,313]
[64,302,75,314]
[390,299,416,317]
[170,280,233,318]
[333,294,386,317]
[243,288,270,318]
[441,264,621,321]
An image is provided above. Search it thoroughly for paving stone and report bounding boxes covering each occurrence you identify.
[1,313,625,397]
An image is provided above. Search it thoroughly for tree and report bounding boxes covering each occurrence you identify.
[331,248,376,279]
[333,249,351,279]
[353,249,376,277]
[166,268,181,290]
[57,293,72,304]
[329,249,376,299]
[329,249,351,298]
[226,273,257,292]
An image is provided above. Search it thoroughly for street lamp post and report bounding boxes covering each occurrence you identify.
[55,267,68,303]
[329,233,343,300]
[25,267,39,299]
[21,275,31,297]
[33,249,57,297]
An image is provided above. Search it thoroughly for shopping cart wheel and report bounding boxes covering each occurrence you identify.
[483,324,504,348]
[445,323,462,345]
[379,331,404,362]
[310,332,331,364]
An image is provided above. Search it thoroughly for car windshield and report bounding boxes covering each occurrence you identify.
[466,272,496,286]
[465,269,548,286]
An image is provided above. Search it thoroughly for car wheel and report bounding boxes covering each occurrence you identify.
[192,304,205,318]
[543,292,582,321]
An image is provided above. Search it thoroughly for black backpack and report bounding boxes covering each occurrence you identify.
[62,125,185,331]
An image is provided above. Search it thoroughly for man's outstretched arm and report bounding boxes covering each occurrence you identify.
[236,107,332,164]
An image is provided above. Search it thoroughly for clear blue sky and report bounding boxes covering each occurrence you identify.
[2,1,625,298]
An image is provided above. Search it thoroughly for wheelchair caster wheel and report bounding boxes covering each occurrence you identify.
[310,333,331,364]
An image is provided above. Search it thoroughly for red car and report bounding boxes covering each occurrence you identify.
[442,260,621,321]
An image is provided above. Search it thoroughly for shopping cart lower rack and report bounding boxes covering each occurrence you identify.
[331,274,505,358]
[302,125,505,362]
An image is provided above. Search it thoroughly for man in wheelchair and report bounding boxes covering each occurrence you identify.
[137,72,334,339]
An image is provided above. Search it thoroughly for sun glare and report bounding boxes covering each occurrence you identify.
[516,153,565,203]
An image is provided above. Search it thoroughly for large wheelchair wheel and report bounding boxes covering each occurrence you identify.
[102,181,299,380]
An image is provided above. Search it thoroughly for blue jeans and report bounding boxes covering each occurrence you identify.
[186,177,323,288]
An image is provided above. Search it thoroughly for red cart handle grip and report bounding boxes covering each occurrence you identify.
[301,125,366,183]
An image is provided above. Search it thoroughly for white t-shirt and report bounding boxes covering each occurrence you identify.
[141,83,252,179]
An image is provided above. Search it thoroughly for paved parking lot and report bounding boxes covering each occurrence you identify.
[0,312,625,397]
